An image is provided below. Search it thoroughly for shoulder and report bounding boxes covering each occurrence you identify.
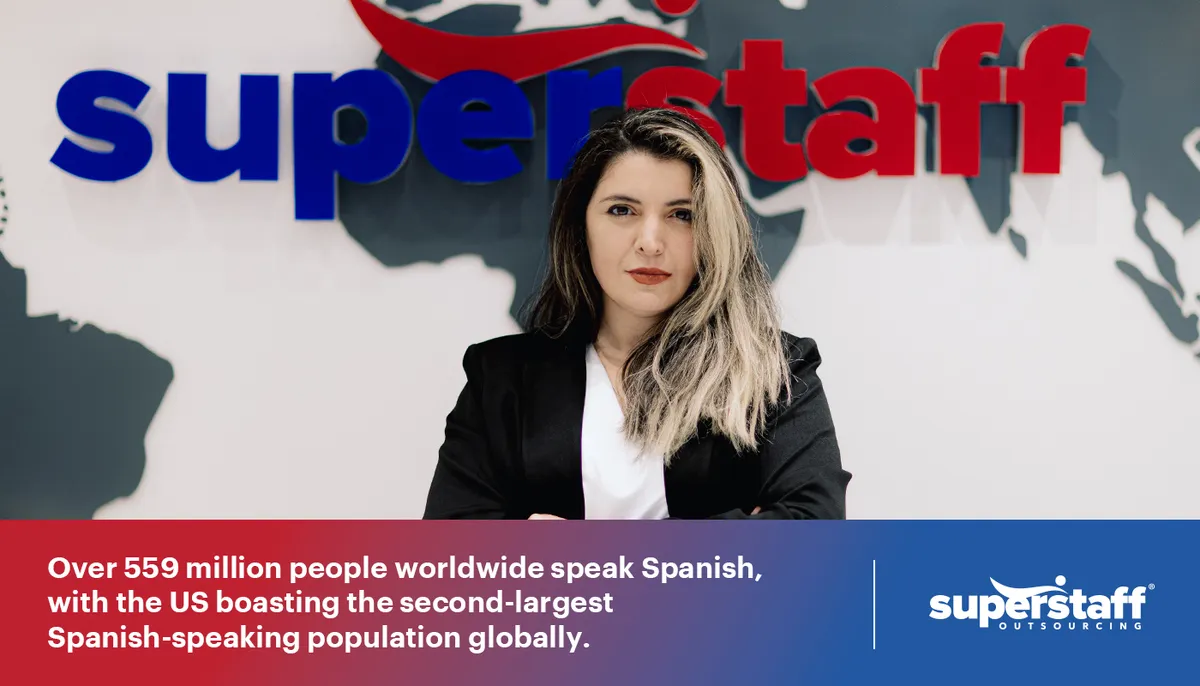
[466,331,535,361]
[774,332,830,414]
[461,330,575,375]
[780,331,823,375]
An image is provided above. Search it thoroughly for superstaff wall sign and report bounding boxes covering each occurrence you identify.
[48,0,1090,220]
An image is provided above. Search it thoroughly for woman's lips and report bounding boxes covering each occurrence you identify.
[628,268,671,286]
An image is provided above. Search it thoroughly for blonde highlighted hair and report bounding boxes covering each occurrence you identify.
[523,107,791,462]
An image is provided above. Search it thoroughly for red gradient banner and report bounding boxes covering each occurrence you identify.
[0,520,858,685]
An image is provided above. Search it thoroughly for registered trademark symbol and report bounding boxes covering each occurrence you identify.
[1148,583,1155,590]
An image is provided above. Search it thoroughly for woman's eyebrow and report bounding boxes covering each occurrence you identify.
[598,195,692,206]
[599,194,640,204]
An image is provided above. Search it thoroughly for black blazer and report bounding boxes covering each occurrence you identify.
[423,330,851,519]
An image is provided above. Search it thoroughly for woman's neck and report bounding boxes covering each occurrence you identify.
[594,304,659,364]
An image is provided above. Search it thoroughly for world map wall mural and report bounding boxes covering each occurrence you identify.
[0,0,1197,521]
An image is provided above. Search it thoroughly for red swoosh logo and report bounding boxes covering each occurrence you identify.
[349,0,706,83]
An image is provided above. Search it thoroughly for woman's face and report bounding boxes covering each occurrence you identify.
[585,151,698,322]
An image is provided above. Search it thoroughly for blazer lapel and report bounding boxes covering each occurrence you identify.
[521,337,587,519]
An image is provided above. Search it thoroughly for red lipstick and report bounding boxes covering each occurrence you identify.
[627,268,671,285]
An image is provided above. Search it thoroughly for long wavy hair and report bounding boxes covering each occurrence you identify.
[522,108,791,461]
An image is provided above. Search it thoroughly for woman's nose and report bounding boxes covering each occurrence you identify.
[635,217,666,255]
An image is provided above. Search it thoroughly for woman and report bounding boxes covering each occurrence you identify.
[423,107,850,520]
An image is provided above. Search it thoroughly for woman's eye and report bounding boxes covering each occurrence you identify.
[607,205,633,216]
[673,209,694,223]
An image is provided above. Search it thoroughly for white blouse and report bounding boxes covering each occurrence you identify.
[580,345,670,520]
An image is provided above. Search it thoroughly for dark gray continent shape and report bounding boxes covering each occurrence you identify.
[0,248,174,519]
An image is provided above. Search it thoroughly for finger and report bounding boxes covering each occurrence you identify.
[751,506,762,515]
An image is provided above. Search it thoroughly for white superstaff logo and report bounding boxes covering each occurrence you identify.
[930,575,1149,630]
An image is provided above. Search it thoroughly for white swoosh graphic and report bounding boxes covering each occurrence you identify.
[989,578,1067,600]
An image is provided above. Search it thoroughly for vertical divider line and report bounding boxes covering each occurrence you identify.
[873,559,877,650]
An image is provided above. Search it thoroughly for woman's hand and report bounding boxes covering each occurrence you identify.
[751,506,762,515]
